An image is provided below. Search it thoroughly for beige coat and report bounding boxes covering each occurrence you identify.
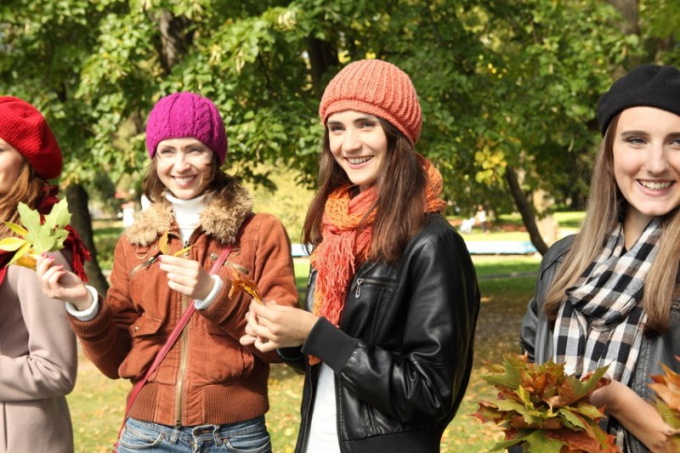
[0,253,77,453]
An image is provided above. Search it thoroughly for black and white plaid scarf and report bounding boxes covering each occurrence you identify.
[554,218,662,386]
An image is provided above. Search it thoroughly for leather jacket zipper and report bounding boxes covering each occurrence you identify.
[355,277,388,298]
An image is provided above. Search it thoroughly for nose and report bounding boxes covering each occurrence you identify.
[342,129,361,153]
[173,152,191,171]
[645,144,669,175]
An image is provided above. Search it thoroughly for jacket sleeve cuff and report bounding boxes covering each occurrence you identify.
[301,317,359,372]
[65,285,100,321]
[194,275,224,310]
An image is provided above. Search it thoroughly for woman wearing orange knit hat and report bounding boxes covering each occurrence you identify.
[0,96,90,453]
[242,59,481,452]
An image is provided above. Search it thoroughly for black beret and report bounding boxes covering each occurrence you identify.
[596,64,680,135]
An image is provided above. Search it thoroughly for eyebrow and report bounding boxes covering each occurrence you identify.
[327,114,380,126]
[619,130,680,139]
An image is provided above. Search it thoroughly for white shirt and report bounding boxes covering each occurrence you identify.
[305,363,341,453]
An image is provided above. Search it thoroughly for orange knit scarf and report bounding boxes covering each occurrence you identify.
[309,158,446,364]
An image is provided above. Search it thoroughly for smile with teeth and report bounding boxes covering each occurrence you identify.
[639,180,673,190]
[173,176,197,185]
[347,156,373,165]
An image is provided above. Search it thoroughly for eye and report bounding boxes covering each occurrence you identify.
[328,124,344,133]
[624,136,646,145]
[360,120,376,129]
[157,148,176,157]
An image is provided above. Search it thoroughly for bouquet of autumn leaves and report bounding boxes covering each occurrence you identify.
[649,356,680,451]
[474,353,620,453]
[0,199,72,270]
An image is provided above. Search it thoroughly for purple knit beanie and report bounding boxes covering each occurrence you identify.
[145,92,227,164]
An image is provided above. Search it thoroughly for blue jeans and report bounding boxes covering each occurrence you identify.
[116,416,272,453]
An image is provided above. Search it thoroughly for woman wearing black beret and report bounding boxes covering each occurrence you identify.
[518,64,680,452]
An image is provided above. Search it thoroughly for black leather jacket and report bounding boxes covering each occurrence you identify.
[280,214,480,453]
[519,235,680,453]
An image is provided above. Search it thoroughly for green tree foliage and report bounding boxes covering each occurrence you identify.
[1,0,679,262]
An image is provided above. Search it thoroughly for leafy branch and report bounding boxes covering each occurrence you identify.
[474,353,619,453]
[0,199,72,269]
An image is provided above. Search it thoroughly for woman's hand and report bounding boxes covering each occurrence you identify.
[590,379,677,452]
[35,253,91,310]
[157,254,214,300]
[240,301,318,353]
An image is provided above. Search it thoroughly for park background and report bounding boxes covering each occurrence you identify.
[2,0,679,451]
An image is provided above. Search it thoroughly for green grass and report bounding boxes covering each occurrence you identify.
[68,254,538,453]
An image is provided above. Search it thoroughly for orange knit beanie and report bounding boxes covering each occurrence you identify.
[319,59,422,144]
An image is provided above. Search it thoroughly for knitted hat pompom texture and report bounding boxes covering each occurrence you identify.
[596,64,680,135]
[319,59,422,144]
[145,92,228,164]
[0,96,63,180]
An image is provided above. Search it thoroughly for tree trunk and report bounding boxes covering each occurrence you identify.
[307,36,339,98]
[605,0,639,35]
[66,184,109,295]
[157,10,191,75]
[505,166,549,255]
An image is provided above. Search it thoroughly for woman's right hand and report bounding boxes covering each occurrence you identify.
[36,254,92,311]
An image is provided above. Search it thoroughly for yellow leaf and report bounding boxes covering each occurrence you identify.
[0,237,27,252]
[230,267,263,304]
[158,232,170,255]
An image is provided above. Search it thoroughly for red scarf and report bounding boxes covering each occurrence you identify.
[0,186,90,285]
[309,158,446,364]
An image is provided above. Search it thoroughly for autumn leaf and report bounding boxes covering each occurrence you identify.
[230,267,264,304]
[0,199,72,270]
[649,356,680,449]
[157,231,191,257]
[474,353,619,453]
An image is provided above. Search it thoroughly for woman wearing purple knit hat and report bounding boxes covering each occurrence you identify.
[241,59,480,452]
[37,92,298,452]
[518,64,680,452]
[0,96,90,453]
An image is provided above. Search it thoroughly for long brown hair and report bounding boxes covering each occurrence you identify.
[142,154,243,204]
[544,114,680,335]
[303,118,428,263]
[0,160,49,237]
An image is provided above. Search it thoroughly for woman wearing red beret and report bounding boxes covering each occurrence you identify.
[0,96,90,453]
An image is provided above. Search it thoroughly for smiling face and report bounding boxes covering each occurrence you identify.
[155,138,215,200]
[0,138,26,196]
[613,106,680,235]
[327,110,389,192]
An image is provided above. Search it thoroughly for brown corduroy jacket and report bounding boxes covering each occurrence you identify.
[69,189,298,427]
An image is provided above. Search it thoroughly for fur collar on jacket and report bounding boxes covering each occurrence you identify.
[125,186,253,246]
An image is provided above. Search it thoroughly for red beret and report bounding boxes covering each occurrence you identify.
[0,96,63,180]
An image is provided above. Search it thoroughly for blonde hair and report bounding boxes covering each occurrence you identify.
[544,114,680,335]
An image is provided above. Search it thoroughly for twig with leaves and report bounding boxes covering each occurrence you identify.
[0,199,72,269]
